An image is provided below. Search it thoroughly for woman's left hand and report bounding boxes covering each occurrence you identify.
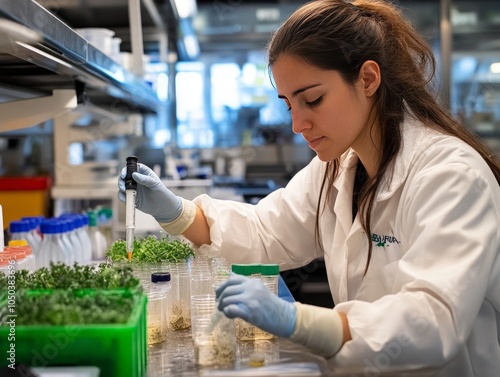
[215,273,297,338]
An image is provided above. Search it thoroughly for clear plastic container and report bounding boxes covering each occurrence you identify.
[190,269,214,297]
[193,315,236,367]
[237,339,280,366]
[147,272,170,345]
[168,262,191,330]
[261,264,280,294]
[210,256,231,288]
[231,263,265,341]
[256,264,280,340]
[191,294,217,340]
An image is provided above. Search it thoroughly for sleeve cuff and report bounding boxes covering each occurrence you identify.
[158,198,197,236]
[289,302,344,358]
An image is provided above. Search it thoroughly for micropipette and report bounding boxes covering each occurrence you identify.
[125,156,138,262]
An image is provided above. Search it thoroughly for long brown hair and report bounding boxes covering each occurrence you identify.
[267,0,500,274]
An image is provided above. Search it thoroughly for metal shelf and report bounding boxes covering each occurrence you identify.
[0,0,163,126]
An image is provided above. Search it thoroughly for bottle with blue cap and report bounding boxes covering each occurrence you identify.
[9,219,38,250]
[59,217,84,265]
[61,214,92,264]
[20,216,44,252]
[38,219,70,268]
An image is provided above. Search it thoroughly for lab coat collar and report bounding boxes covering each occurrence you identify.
[377,116,425,201]
[334,115,426,202]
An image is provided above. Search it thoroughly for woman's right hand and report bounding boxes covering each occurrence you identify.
[117,163,183,223]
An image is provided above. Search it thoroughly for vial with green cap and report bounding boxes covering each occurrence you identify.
[260,264,280,295]
[231,263,268,341]
[255,264,281,340]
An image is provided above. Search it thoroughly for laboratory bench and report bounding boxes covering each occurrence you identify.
[143,278,436,377]
[145,277,435,377]
[145,331,437,377]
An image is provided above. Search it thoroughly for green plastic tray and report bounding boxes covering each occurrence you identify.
[0,290,147,377]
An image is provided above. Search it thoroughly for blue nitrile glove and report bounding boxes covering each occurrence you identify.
[215,273,297,338]
[117,163,183,223]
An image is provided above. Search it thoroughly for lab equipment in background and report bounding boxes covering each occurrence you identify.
[75,28,116,57]
[0,176,52,228]
[53,106,143,187]
[125,156,138,261]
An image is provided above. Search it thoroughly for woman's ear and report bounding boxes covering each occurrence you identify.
[359,60,381,97]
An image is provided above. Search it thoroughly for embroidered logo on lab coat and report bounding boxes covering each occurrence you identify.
[371,233,400,247]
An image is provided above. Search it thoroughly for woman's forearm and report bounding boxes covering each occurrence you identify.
[182,204,211,247]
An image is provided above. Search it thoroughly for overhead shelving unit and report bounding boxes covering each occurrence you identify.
[0,0,166,133]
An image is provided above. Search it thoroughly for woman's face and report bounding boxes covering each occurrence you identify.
[271,55,378,163]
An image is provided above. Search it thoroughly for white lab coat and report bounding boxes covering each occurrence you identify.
[194,117,500,376]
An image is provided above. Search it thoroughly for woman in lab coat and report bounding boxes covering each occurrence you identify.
[118,0,500,375]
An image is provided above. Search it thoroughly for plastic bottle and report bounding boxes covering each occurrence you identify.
[75,214,92,264]
[38,219,70,267]
[87,211,108,261]
[20,216,43,253]
[58,219,76,265]
[60,217,84,264]
[60,214,92,265]
[147,272,170,345]
[78,213,93,258]
[9,220,38,250]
